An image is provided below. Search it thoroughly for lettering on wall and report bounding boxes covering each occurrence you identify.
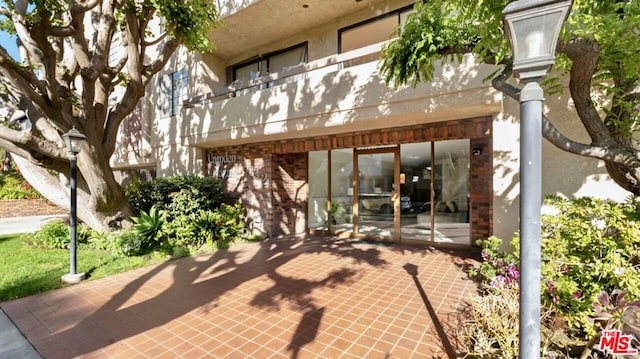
[207,152,270,185]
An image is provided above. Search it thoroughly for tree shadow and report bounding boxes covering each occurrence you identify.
[27,236,389,358]
[402,262,458,359]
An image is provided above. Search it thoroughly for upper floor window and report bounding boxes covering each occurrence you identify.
[160,69,188,117]
[230,42,308,92]
[339,5,414,59]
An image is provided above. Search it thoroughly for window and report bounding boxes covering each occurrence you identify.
[229,42,308,94]
[338,5,414,66]
[160,69,188,117]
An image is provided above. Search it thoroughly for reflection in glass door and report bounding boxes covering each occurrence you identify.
[433,140,470,245]
[356,151,395,238]
[400,142,432,241]
[399,140,470,245]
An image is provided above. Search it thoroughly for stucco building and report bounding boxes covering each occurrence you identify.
[111,0,629,248]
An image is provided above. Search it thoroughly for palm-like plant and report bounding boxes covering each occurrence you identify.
[132,206,167,245]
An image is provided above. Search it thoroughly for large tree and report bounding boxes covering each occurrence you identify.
[0,0,219,230]
[381,0,640,195]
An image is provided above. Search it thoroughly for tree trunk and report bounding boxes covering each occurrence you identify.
[13,154,132,232]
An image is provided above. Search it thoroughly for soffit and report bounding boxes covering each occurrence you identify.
[209,0,372,60]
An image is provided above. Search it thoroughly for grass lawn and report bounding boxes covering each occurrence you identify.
[0,233,167,302]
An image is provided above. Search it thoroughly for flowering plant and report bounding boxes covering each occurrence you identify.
[470,236,519,293]
[472,196,640,341]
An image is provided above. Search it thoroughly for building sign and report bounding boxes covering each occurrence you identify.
[207,152,269,185]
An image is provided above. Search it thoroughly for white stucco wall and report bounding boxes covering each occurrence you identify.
[491,81,631,241]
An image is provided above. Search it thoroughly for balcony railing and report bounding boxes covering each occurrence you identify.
[183,40,391,108]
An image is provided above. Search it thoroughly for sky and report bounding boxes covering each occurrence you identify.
[0,31,19,59]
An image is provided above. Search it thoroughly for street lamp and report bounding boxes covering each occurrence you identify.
[502,1,571,358]
[61,127,86,285]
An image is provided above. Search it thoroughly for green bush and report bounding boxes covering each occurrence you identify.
[84,230,112,251]
[473,196,640,340]
[161,202,246,250]
[126,175,223,216]
[110,229,145,256]
[27,219,70,249]
[541,196,640,338]
[126,175,247,255]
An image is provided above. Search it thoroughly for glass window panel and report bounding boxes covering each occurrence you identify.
[340,16,397,53]
[433,139,470,245]
[308,151,328,229]
[400,142,432,241]
[269,46,307,73]
[357,152,394,238]
[234,62,261,82]
[171,69,188,116]
[330,149,353,234]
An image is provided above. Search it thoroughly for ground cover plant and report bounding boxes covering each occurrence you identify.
[0,233,165,301]
[0,150,41,200]
[463,196,640,358]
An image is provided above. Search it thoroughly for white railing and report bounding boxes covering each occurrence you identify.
[183,39,392,108]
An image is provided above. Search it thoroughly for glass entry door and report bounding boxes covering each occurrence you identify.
[355,150,398,239]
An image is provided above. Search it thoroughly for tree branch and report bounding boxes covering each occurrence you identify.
[492,69,640,168]
[0,126,67,162]
[560,38,613,145]
[70,0,101,12]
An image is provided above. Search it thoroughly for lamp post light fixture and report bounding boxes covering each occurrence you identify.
[61,127,87,285]
[502,1,571,358]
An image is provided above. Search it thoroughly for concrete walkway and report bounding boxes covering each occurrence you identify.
[0,309,41,358]
[0,214,66,236]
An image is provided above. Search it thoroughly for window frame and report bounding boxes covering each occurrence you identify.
[160,68,189,118]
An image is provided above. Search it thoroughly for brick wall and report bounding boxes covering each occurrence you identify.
[0,199,65,218]
[470,137,492,242]
[271,153,308,236]
[207,145,273,237]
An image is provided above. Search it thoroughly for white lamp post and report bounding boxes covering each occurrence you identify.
[61,127,86,285]
[502,1,571,358]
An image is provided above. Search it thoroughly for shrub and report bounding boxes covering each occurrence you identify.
[470,236,519,291]
[110,229,145,256]
[126,175,246,255]
[541,196,640,338]
[454,284,520,358]
[131,206,166,249]
[85,230,112,251]
[126,175,223,216]
[27,219,70,249]
[160,202,246,251]
[454,284,567,358]
[473,196,640,341]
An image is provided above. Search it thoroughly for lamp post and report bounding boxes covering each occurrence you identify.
[502,1,571,358]
[61,127,87,285]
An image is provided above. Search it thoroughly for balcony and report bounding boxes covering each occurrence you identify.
[181,40,502,148]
